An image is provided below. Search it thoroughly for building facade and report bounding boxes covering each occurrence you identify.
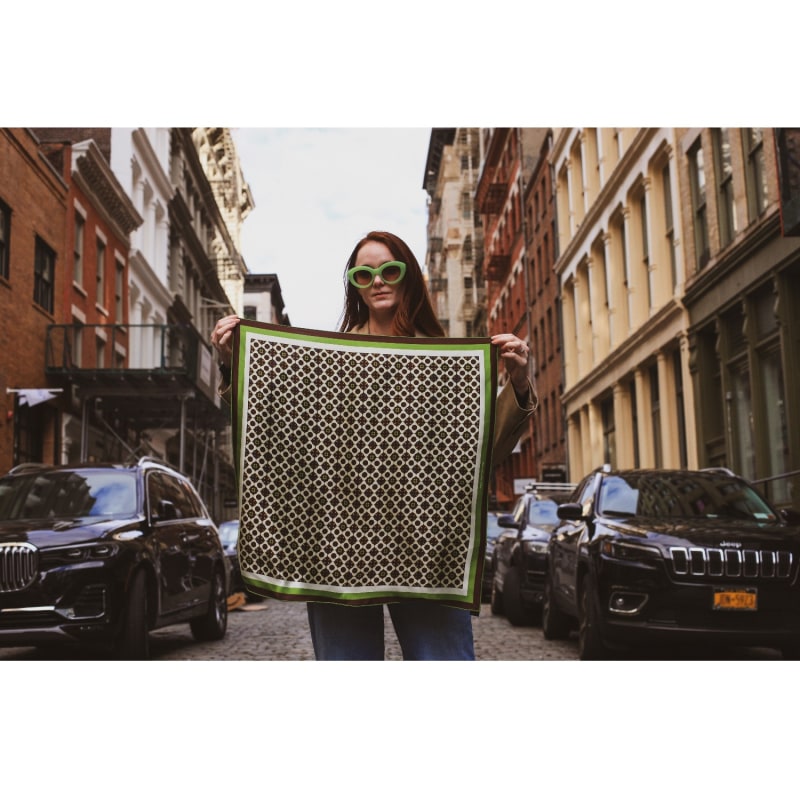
[523,131,567,484]
[423,128,485,337]
[474,128,547,506]
[553,128,697,482]
[0,129,69,472]
[680,128,800,509]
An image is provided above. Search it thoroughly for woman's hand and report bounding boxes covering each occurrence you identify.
[210,315,241,368]
[491,333,531,397]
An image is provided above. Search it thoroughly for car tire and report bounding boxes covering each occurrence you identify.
[578,573,609,660]
[490,577,503,615]
[190,568,229,642]
[542,572,571,640]
[115,569,150,660]
[503,567,532,626]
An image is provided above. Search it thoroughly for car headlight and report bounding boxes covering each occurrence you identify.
[522,541,549,555]
[46,543,120,563]
[601,540,661,561]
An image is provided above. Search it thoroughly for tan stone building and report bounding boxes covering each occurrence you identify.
[423,129,485,337]
[553,128,697,480]
[551,127,799,512]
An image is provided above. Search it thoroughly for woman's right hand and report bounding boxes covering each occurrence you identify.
[210,315,241,368]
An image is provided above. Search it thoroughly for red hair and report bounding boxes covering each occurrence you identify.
[338,231,445,337]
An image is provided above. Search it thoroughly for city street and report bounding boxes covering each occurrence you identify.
[0,597,786,660]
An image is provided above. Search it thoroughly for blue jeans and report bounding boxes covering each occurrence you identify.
[306,601,475,661]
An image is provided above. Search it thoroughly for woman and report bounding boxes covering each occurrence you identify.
[211,231,536,660]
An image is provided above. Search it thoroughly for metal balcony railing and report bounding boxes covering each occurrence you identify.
[45,323,203,377]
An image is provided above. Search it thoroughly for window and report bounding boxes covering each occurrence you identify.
[72,319,83,368]
[650,363,662,468]
[74,214,85,285]
[34,236,55,313]
[712,128,736,247]
[630,378,640,468]
[461,192,472,220]
[743,128,769,220]
[115,260,124,321]
[639,192,652,310]
[662,163,677,292]
[601,395,616,467]
[673,349,688,469]
[96,335,106,369]
[688,139,710,270]
[96,237,106,308]
[0,199,10,281]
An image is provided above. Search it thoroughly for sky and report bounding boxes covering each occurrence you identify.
[230,127,433,331]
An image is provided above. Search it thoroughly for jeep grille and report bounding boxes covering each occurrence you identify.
[669,546,793,580]
[0,543,38,591]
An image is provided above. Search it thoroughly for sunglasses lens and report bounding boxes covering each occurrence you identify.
[381,265,402,283]
[352,268,373,286]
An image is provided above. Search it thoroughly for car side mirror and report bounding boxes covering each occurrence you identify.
[557,503,584,521]
[497,513,521,530]
[781,508,800,526]
[154,499,178,522]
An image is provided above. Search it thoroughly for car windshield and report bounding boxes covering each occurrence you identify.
[597,473,779,522]
[528,499,559,526]
[0,469,138,521]
[218,521,240,547]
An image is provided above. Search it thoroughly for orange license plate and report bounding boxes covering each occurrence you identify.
[713,588,757,611]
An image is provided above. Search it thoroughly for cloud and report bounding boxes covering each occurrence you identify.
[232,128,432,331]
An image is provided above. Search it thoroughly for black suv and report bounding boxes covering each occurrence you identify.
[491,483,575,625]
[0,458,230,659]
[542,466,800,659]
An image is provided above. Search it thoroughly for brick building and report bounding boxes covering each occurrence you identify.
[31,131,143,465]
[523,131,567,484]
[474,128,547,506]
[0,129,69,471]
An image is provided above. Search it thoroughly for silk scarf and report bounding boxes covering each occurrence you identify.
[230,321,497,611]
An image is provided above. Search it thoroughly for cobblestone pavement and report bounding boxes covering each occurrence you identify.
[145,599,581,660]
[0,599,579,660]
[0,595,785,660]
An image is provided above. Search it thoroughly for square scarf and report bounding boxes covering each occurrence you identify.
[230,321,497,611]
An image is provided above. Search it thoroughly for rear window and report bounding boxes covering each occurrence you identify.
[0,470,138,520]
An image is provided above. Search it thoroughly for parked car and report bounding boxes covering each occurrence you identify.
[218,519,243,592]
[490,483,574,625]
[482,512,505,602]
[542,466,800,659]
[0,457,230,659]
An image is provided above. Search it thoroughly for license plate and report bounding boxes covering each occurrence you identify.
[713,587,757,611]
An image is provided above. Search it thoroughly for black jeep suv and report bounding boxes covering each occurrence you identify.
[542,467,800,659]
[0,458,230,659]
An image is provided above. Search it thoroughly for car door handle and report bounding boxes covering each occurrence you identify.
[181,533,200,543]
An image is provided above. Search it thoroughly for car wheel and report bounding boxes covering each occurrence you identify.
[190,568,228,642]
[542,572,571,640]
[115,569,150,660]
[490,577,503,615]
[503,567,532,626]
[578,574,609,660]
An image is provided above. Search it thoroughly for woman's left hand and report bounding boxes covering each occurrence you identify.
[491,333,531,396]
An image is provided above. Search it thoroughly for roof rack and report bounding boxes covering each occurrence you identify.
[7,462,51,474]
[135,455,179,471]
[524,481,577,494]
